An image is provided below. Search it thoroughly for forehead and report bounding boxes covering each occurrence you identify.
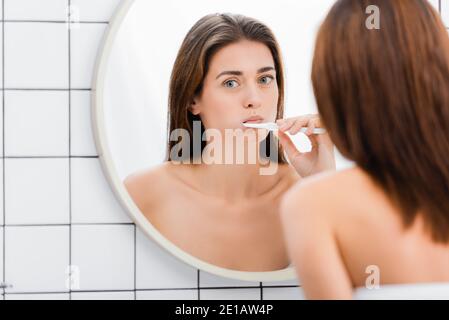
[208,40,275,74]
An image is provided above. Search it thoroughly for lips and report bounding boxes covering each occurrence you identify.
[242,115,264,124]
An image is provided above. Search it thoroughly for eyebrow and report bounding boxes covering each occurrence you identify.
[215,66,275,79]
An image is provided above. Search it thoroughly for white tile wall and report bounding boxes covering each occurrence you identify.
[71,0,121,22]
[4,0,443,301]
[71,158,130,223]
[5,158,70,225]
[71,224,134,291]
[5,0,68,21]
[70,91,97,156]
[5,293,70,300]
[5,22,68,88]
[5,91,69,156]
[4,226,69,293]
[70,23,107,89]
[71,291,134,300]
[135,228,197,290]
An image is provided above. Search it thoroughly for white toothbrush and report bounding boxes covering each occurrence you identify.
[242,122,326,134]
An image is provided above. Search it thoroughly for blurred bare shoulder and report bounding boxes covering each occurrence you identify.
[280,166,372,223]
[123,162,177,213]
[279,167,359,299]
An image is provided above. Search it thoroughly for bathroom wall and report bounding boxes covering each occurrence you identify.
[0,0,448,300]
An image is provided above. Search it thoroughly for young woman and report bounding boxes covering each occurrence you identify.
[124,13,335,272]
[281,0,449,298]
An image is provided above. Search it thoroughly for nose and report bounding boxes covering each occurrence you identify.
[243,85,262,110]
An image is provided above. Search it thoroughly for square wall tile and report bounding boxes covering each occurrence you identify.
[71,291,134,300]
[200,288,261,300]
[136,228,197,290]
[5,226,69,293]
[136,289,198,300]
[5,91,69,156]
[442,0,449,28]
[5,22,68,88]
[71,0,121,22]
[5,158,69,225]
[70,90,97,156]
[199,271,260,288]
[70,23,107,88]
[5,293,69,300]
[71,158,130,223]
[5,0,68,21]
[262,287,305,300]
[71,224,134,291]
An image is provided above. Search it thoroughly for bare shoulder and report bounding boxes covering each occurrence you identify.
[123,162,179,212]
[280,166,372,221]
[290,166,369,193]
[280,167,359,299]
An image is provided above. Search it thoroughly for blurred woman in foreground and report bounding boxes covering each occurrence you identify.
[281,0,449,299]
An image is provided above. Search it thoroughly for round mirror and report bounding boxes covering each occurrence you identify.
[92,0,346,281]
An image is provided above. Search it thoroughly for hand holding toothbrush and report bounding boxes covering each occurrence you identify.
[275,114,336,177]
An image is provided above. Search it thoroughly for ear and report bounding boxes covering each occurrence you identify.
[188,97,201,115]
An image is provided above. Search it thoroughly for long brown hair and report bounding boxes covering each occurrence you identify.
[167,13,286,163]
[312,0,449,242]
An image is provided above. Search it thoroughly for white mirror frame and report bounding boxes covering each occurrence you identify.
[91,0,297,282]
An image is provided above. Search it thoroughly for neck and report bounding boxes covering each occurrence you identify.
[185,135,282,200]
[191,161,282,201]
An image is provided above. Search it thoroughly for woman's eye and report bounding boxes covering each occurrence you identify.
[259,76,274,85]
[223,80,239,88]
